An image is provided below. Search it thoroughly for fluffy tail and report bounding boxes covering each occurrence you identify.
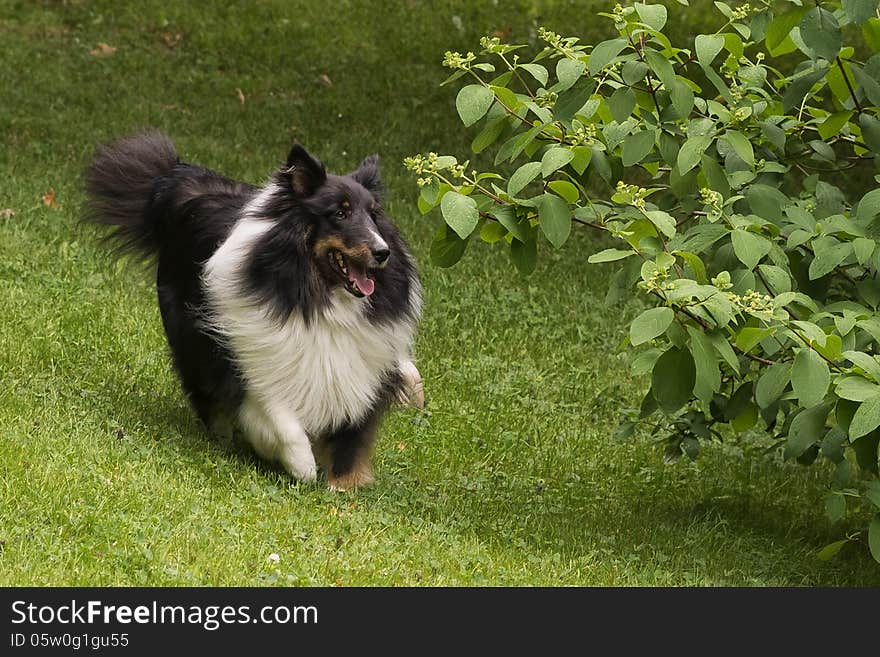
[83,130,179,258]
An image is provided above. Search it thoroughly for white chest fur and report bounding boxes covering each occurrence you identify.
[202,200,417,437]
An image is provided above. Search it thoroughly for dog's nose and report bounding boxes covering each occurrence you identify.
[372,247,390,265]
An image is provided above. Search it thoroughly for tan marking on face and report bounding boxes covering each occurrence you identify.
[313,235,371,261]
[313,235,347,256]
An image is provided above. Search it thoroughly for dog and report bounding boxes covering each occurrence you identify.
[84,131,423,489]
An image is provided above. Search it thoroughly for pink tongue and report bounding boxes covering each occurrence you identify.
[348,267,375,296]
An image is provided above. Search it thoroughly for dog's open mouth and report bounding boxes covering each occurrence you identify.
[328,249,375,297]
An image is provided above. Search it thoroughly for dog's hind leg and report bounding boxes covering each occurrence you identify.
[322,412,382,491]
[238,394,317,482]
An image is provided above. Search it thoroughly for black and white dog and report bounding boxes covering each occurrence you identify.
[84,131,423,489]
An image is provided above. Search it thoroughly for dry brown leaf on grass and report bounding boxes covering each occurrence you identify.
[236,88,245,105]
[161,31,182,48]
[42,188,58,208]
[90,42,117,58]
[0,208,14,219]
[318,73,332,87]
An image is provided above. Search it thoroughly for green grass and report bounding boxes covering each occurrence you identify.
[1,0,877,586]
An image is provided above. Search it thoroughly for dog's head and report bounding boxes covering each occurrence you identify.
[281,144,392,298]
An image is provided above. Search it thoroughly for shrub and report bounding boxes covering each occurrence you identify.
[406,0,880,563]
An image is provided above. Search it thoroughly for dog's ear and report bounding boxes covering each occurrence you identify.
[282,143,326,197]
[351,154,382,195]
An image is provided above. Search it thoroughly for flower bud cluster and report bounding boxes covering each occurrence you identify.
[443,50,476,70]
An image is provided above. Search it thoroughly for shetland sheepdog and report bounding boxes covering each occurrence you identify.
[84,131,423,489]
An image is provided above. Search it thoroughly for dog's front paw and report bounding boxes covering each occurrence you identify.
[280,445,318,483]
[397,360,425,409]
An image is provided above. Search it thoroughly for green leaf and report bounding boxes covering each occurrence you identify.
[669,79,694,118]
[607,86,636,122]
[644,49,675,88]
[440,191,479,239]
[836,376,880,402]
[456,85,495,127]
[864,17,880,51]
[537,193,571,248]
[817,539,848,561]
[786,403,831,459]
[818,111,854,141]
[746,184,788,224]
[480,220,507,243]
[791,348,831,407]
[588,38,628,76]
[856,188,880,223]
[556,58,586,92]
[731,402,758,432]
[814,334,842,362]
[721,130,754,166]
[554,84,594,122]
[735,326,773,353]
[621,130,656,167]
[852,59,880,107]
[756,361,792,408]
[588,248,635,264]
[843,350,880,381]
[519,63,548,86]
[676,251,708,284]
[622,60,649,85]
[866,482,880,508]
[854,238,876,265]
[645,210,677,239]
[799,8,842,61]
[489,204,527,243]
[677,135,712,175]
[860,114,880,153]
[766,7,809,53]
[430,224,468,267]
[631,307,675,346]
[548,180,579,204]
[687,326,720,405]
[850,393,880,440]
[731,229,771,270]
[843,0,880,25]
[635,2,667,30]
[782,66,830,113]
[510,235,537,275]
[757,264,791,294]
[471,116,508,154]
[541,147,574,177]
[695,34,724,67]
[708,331,740,373]
[651,346,696,414]
[825,493,846,523]
[508,162,542,196]
[808,242,851,280]
[570,146,593,175]
[869,515,880,563]
[852,431,880,474]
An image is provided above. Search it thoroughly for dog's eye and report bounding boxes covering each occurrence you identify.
[335,209,346,219]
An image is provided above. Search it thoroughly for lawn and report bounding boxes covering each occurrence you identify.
[1,0,877,586]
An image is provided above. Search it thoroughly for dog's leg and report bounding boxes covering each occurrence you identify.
[238,394,317,482]
[396,359,425,409]
[324,414,380,491]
